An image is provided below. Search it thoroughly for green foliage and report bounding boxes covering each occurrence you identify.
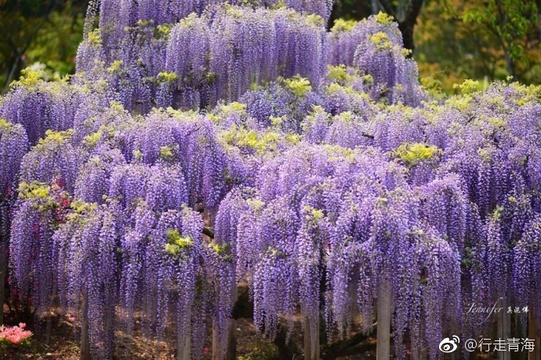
[159,145,174,160]
[31,9,85,73]
[420,75,446,100]
[303,205,324,221]
[453,79,482,94]
[220,125,285,154]
[306,13,324,26]
[415,0,541,89]
[83,131,102,147]
[218,101,247,115]
[246,198,265,211]
[237,342,279,360]
[269,0,286,9]
[393,143,442,166]
[491,206,504,221]
[38,129,73,146]
[0,118,14,131]
[18,181,60,212]
[132,149,143,161]
[0,1,86,91]
[330,18,357,32]
[66,200,98,221]
[208,241,232,260]
[157,71,178,83]
[370,31,393,50]
[107,60,123,73]
[18,181,50,200]
[327,65,348,82]
[283,75,312,97]
[156,24,172,36]
[461,0,537,64]
[374,11,394,25]
[70,200,98,214]
[165,229,193,256]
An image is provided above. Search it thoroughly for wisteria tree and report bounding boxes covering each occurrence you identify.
[0,0,541,359]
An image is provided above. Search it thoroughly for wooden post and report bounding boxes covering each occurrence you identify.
[376,277,392,360]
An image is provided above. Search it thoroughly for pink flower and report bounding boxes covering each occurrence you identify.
[0,323,33,345]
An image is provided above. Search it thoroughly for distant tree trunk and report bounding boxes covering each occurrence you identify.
[371,0,424,54]
[225,283,238,360]
[178,301,192,360]
[213,282,238,360]
[497,297,510,360]
[504,49,516,78]
[537,0,541,41]
[330,0,424,54]
[0,202,7,326]
[81,290,91,360]
[371,0,381,14]
[376,277,392,360]
[0,246,4,326]
[529,306,540,360]
[303,314,321,360]
[328,0,371,28]
[398,21,416,53]
[225,319,237,360]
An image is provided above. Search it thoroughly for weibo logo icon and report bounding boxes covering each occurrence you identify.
[439,335,460,353]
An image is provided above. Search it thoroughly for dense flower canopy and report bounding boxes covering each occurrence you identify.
[0,0,540,360]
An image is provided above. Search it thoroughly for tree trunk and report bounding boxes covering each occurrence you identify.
[0,240,5,326]
[398,21,416,54]
[178,302,192,360]
[224,319,237,360]
[376,278,392,360]
[504,50,516,78]
[179,327,191,360]
[81,290,91,360]
[46,313,53,345]
[398,0,424,55]
[212,305,237,358]
[371,0,382,14]
[498,298,511,360]
[303,314,320,360]
[0,202,8,326]
[529,306,540,360]
[225,283,238,360]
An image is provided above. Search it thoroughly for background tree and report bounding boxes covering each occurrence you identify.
[460,0,539,79]
[414,0,541,91]
[330,0,425,53]
[0,0,88,93]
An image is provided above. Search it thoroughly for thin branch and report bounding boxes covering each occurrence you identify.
[361,132,375,139]
[202,227,214,239]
